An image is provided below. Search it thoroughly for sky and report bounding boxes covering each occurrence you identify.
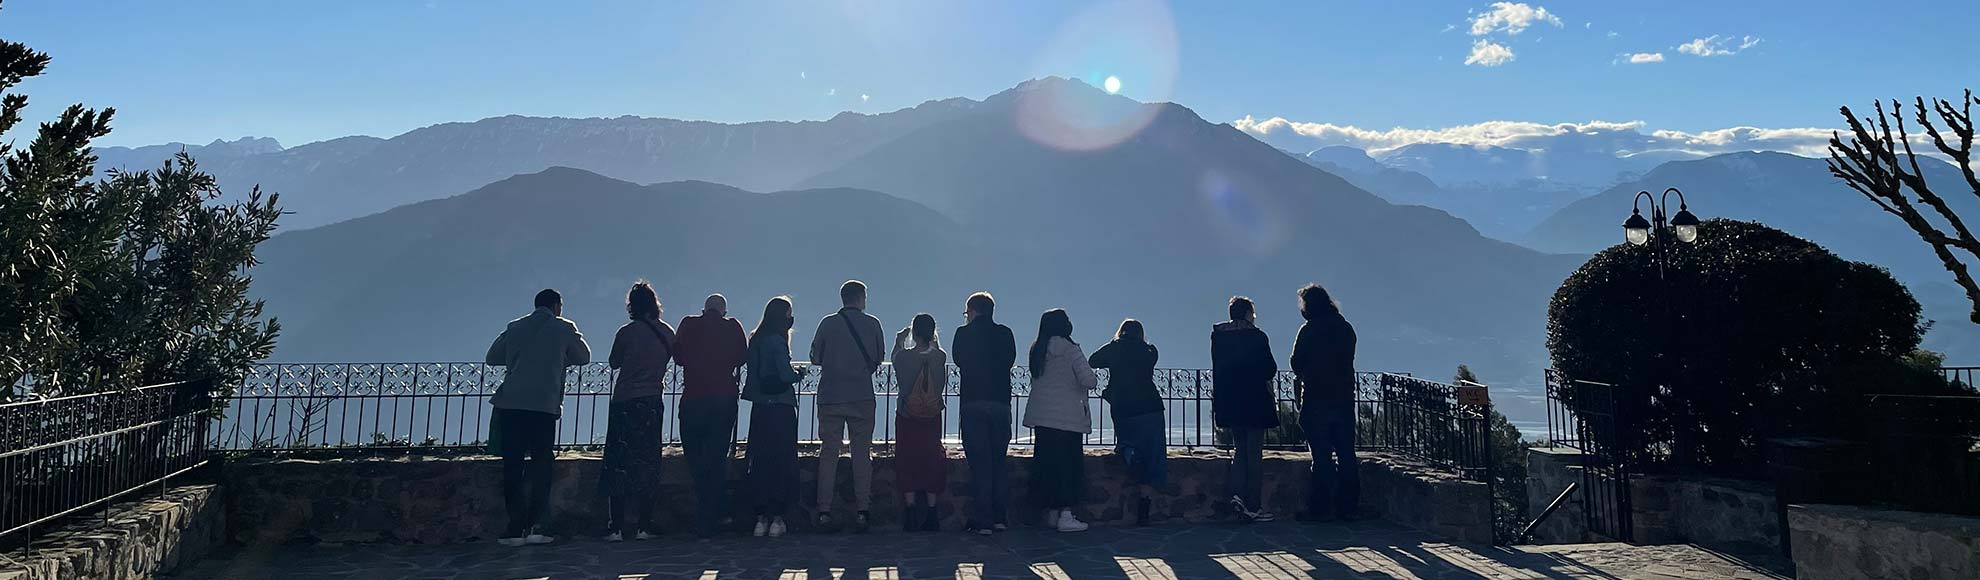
[5,0,1976,149]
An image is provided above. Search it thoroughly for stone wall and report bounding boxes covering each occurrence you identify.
[1788,504,1980,580]
[221,448,1490,545]
[1523,447,1782,554]
[0,485,224,580]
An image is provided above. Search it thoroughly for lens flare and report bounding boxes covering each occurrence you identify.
[1016,0,1178,152]
[1199,170,1288,256]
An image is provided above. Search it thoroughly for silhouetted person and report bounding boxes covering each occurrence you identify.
[744,296,807,537]
[674,293,748,538]
[485,288,591,546]
[1023,308,1095,533]
[891,313,948,532]
[809,280,884,532]
[954,291,1017,535]
[1211,295,1278,523]
[601,281,674,542]
[1290,283,1360,521]
[1089,319,1165,525]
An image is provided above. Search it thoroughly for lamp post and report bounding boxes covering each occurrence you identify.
[1623,187,1702,466]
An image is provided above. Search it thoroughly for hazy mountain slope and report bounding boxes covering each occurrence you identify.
[253,168,987,362]
[96,102,978,230]
[797,78,1584,383]
[1291,146,1589,241]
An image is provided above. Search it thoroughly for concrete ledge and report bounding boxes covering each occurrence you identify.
[220,449,1490,545]
[0,485,224,580]
[1788,503,1980,580]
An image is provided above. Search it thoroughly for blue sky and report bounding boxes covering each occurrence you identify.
[5,0,1974,148]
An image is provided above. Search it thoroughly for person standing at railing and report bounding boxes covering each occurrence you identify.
[484,288,592,547]
[1211,296,1278,523]
[809,280,884,533]
[673,293,748,538]
[953,291,1016,536]
[1290,282,1359,522]
[744,296,807,538]
[1089,319,1165,526]
[1023,308,1095,533]
[891,313,948,532]
[600,281,675,542]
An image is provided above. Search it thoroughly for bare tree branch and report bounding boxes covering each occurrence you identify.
[1829,91,1980,323]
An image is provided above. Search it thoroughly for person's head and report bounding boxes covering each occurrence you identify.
[1115,318,1145,343]
[1029,308,1075,372]
[840,279,868,310]
[703,293,728,317]
[752,296,795,342]
[625,281,661,321]
[1298,283,1341,321]
[1228,295,1256,323]
[965,291,995,323]
[911,313,937,349]
[534,288,563,316]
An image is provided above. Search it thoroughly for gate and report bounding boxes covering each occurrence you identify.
[1545,370,1635,542]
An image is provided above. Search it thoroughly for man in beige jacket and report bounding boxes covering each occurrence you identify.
[485,289,591,546]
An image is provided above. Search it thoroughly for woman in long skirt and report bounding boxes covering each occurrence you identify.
[891,314,949,531]
[1089,319,1166,525]
[1021,309,1097,532]
[601,281,675,541]
[743,297,806,537]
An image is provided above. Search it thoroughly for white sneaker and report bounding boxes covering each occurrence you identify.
[992,523,1008,532]
[497,536,527,547]
[753,519,770,537]
[525,533,555,545]
[605,531,623,542]
[634,531,656,541]
[1055,510,1089,533]
[768,518,787,538]
[1252,510,1277,523]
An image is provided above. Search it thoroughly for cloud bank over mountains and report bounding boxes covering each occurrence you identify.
[1231,116,1832,160]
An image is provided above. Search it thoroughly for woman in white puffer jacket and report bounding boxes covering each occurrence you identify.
[1021,308,1097,532]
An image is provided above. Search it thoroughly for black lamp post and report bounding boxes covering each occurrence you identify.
[1623,187,1702,466]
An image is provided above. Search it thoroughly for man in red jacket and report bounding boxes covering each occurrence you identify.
[674,293,749,537]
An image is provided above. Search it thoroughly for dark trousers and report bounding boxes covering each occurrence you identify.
[1030,427,1086,509]
[960,401,1011,527]
[1302,403,1359,516]
[746,403,799,518]
[680,397,738,532]
[497,408,558,536]
[1226,427,1265,508]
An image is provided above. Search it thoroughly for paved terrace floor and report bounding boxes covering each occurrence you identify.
[175,520,1789,580]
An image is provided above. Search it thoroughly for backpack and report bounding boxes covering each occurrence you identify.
[901,352,945,419]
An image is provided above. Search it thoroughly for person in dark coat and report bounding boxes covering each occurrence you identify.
[1088,319,1165,525]
[952,292,1017,535]
[1290,283,1359,521]
[1211,296,1278,523]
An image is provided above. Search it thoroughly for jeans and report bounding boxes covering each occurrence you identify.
[960,401,1011,527]
[680,397,738,532]
[1302,403,1359,516]
[496,408,557,537]
[816,400,876,512]
[1227,427,1265,508]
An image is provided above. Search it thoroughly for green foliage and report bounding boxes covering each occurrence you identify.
[0,14,280,401]
[1459,365,1530,543]
[1547,219,1948,474]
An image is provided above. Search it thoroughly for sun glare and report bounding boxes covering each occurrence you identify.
[1104,75,1122,94]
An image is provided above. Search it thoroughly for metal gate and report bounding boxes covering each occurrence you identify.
[1569,378,1634,541]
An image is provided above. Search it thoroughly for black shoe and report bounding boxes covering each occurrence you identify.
[1135,498,1153,526]
[816,512,840,533]
[903,505,923,532]
[922,505,940,531]
[853,511,870,533]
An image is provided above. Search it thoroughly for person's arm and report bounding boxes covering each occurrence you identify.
[810,318,826,367]
[1087,341,1115,370]
[608,327,627,370]
[934,350,950,392]
[995,328,1017,370]
[1071,344,1099,392]
[865,317,885,374]
[1289,324,1312,376]
[772,336,804,384]
[1261,333,1278,376]
[951,328,975,371]
[566,326,592,366]
[485,328,511,367]
[724,320,749,372]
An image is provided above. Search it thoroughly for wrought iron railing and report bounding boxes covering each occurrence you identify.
[212,362,1493,479]
[1,380,213,546]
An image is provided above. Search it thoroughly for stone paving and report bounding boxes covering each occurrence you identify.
[174,520,1790,580]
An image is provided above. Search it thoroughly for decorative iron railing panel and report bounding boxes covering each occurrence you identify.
[1,380,212,544]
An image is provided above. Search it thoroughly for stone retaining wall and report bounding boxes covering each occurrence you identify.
[221,449,1489,545]
[0,485,224,580]
[1788,504,1980,580]
[1524,447,1782,554]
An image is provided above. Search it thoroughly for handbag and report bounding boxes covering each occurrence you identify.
[901,352,945,419]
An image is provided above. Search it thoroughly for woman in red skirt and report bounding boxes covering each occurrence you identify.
[891,313,949,531]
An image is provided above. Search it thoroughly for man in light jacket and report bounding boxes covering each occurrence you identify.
[485,289,591,546]
[810,280,884,532]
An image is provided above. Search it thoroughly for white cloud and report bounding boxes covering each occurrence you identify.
[1678,34,1762,57]
[1465,39,1516,67]
[1606,31,1618,39]
[1469,2,1562,36]
[1441,23,1456,33]
[1229,116,1834,159]
[826,88,837,96]
[1625,52,1665,64]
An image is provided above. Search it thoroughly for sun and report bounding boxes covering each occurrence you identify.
[1103,75,1122,94]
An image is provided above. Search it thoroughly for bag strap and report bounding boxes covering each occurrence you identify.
[840,312,876,369]
[638,319,673,362]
